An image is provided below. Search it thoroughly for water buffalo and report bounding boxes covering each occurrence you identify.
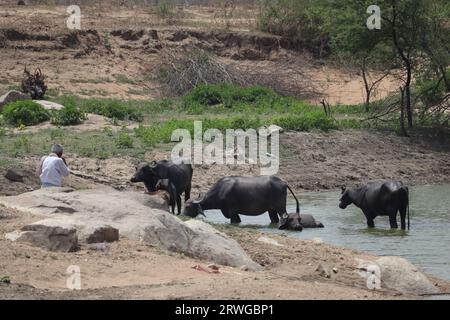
[155,179,177,214]
[339,181,410,230]
[183,175,303,231]
[131,160,193,215]
[299,213,324,228]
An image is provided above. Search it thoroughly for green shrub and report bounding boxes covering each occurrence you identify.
[273,112,337,132]
[416,69,450,106]
[55,96,144,122]
[82,100,143,122]
[182,84,282,111]
[0,276,10,284]
[116,131,134,148]
[51,106,87,126]
[158,0,175,18]
[2,100,50,126]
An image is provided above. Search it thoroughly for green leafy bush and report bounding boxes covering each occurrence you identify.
[2,100,50,126]
[182,84,282,110]
[55,96,144,122]
[51,106,87,126]
[116,131,134,148]
[82,100,143,122]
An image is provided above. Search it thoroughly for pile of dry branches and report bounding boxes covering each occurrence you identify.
[154,48,319,99]
[155,49,250,96]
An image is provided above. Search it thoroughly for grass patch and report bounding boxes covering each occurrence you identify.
[54,96,144,122]
[0,129,147,160]
[115,74,136,85]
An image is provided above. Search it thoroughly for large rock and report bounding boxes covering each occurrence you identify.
[356,257,439,295]
[0,187,261,270]
[6,224,78,252]
[376,256,439,295]
[185,220,261,271]
[4,169,24,182]
[0,90,31,111]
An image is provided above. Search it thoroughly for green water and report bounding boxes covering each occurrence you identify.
[205,184,450,281]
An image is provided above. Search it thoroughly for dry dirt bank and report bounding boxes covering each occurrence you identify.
[0,4,398,104]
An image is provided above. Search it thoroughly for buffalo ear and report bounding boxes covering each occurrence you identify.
[150,160,157,167]
[341,185,346,193]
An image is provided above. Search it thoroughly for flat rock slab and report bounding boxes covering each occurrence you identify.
[33,100,64,110]
[0,187,261,271]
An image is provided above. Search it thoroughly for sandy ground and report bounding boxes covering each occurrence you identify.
[2,204,448,300]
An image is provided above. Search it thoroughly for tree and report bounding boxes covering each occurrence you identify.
[311,0,449,132]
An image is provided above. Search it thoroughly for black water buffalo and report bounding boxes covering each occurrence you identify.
[339,181,410,230]
[183,175,303,231]
[131,160,193,215]
[299,213,324,228]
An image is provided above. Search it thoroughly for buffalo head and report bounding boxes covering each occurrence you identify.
[183,194,206,218]
[130,162,159,192]
[279,212,303,231]
[339,185,353,209]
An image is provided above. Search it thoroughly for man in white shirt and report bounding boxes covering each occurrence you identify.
[37,144,70,188]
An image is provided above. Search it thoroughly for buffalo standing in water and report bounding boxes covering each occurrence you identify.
[183,175,303,231]
[339,181,410,230]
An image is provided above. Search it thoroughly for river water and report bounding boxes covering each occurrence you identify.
[205,184,450,281]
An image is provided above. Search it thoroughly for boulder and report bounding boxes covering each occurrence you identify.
[6,223,78,252]
[376,256,439,295]
[33,100,64,110]
[4,169,24,182]
[185,220,262,271]
[356,257,439,295]
[85,225,119,244]
[0,90,31,111]
[0,187,261,270]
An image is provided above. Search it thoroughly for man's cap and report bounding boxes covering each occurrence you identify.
[51,144,63,154]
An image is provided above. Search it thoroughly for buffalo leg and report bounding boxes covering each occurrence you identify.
[269,210,279,224]
[176,195,182,215]
[389,214,398,229]
[366,218,375,228]
[185,183,191,202]
[399,208,407,230]
[170,199,176,214]
[230,214,241,224]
